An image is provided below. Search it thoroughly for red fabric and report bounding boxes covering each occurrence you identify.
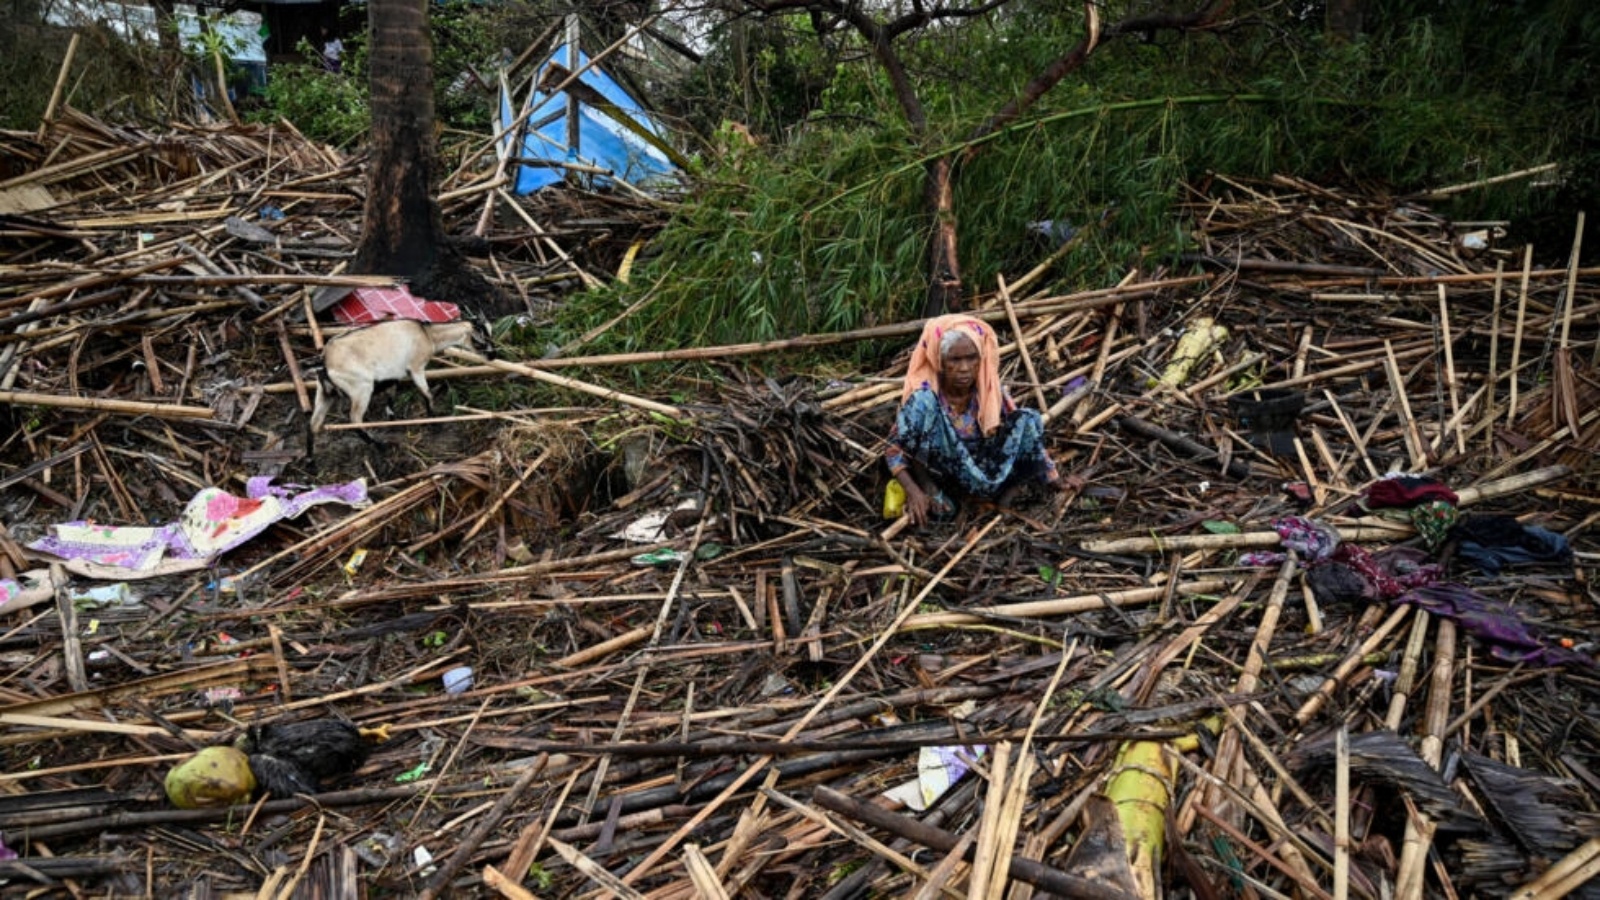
[1364,476,1459,509]
[331,286,460,325]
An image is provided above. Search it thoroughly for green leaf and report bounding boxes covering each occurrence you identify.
[1201,520,1242,535]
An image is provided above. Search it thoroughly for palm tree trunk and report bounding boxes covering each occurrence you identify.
[355,0,445,278]
[353,0,502,310]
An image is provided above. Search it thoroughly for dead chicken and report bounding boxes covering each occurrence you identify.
[234,719,374,798]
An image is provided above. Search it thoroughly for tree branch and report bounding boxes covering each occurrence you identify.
[966,0,1236,153]
[884,0,1010,41]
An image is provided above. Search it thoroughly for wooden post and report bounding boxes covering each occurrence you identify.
[565,13,582,160]
[38,33,80,139]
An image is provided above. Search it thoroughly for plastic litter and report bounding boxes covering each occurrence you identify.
[883,481,906,519]
[882,744,988,811]
[1156,317,1229,388]
[442,666,474,695]
[631,548,688,567]
[70,583,136,607]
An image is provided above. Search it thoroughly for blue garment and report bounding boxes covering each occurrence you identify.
[887,387,1055,500]
[1452,516,1571,574]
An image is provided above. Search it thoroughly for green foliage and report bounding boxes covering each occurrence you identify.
[553,119,929,350]
[250,0,502,145]
[557,0,1594,351]
[253,51,369,147]
[429,0,499,131]
[0,17,176,128]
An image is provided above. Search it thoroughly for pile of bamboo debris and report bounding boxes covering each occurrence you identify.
[1,111,1598,900]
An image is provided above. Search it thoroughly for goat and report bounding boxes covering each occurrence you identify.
[307,319,480,446]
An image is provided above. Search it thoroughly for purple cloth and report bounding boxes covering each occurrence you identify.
[1272,516,1341,561]
[1395,583,1594,668]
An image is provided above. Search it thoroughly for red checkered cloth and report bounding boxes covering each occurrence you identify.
[330,286,460,325]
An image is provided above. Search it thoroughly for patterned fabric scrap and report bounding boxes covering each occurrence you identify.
[29,478,369,572]
[1271,516,1341,561]
[1304,545,1442,605]
[1408,500,1459,550]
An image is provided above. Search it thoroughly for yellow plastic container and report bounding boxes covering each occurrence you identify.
[883,481,906,519]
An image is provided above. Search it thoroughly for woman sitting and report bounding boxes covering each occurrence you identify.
[886,314,1062,525]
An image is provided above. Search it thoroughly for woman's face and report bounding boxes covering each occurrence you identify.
[941,333,979,394]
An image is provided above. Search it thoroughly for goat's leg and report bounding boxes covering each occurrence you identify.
[408,367,435,415]
[331,375,380,444]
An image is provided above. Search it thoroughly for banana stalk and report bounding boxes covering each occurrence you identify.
[1105,740,1177,900]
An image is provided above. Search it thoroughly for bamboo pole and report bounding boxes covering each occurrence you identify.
[37,33,80,139]
[537,277,1205,373]
[901,579,1230,630]
[1508,244,1534,425]
[444,349,687,420]
[1383,339,1428,469]
[1193,557,1294,832]
[1436,286,1465,456]
[1221,343,1432,395]
[1413,162,1560,200]
[1293,605,1412,726]
[1394,616,1456,899]
[0,390,213,420]
[999,275,1049,412]
[1335,726,1350,900]
[1509,836,1600,900]
[1079,464,1571,555]
[1485,261,1504,448]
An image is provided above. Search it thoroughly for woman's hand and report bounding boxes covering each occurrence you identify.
[902,481,932,526]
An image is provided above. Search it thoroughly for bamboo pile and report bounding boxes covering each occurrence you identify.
[0,112,1598,900]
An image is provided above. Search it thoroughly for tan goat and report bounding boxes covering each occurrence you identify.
[308,319,479,440]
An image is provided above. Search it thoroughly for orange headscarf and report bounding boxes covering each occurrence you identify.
[900,314,1004,435]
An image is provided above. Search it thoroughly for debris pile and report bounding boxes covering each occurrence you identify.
[1,113,1598,899]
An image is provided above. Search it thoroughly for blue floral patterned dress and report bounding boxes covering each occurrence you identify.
[886,386,1057,500]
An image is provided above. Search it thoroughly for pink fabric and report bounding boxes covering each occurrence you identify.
[332,286,460,325]
[900,315,1004,436]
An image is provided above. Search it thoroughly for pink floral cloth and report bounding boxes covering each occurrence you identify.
[28,478,368,571]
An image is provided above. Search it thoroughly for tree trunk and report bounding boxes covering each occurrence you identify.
[916,1,1233,317]
[922,156,963,317]
[357,0,445,279]
[354,0,501,309]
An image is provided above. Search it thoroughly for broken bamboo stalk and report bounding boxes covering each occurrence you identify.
[444,349,687,421]
[1394,614,1456,900]
[416,759,547,900]
[1436,286,1465,456]
[1509,836,1600,900]
[1079,464,1571,555]
[1507,243,1534,425]
[1117,413,1255,480]
[999,275,1049,412]
[0,390,213,419]
[1293,605,1412,726]
[36,33,80,139]
[811,785,1136,900]
[900,579,1231,630]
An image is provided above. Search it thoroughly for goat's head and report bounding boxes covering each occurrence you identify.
[423,320,480,353]
[463,311,496,359]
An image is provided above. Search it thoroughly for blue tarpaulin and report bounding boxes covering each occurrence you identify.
[500,45,678,195]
